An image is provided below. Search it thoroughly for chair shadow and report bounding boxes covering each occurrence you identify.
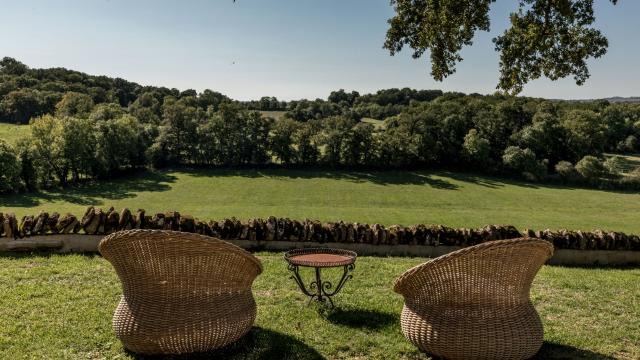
[532,341,616,360]
[324,308,397,330]
[126,327,325,360]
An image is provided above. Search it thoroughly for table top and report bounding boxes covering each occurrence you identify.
[284,248,357,268]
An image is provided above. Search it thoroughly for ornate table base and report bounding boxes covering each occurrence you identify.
[284,248,357,308]
[287,263,355,308]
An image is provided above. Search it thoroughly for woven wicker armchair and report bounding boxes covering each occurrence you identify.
[99,230,263,355]
[394,238,553,360]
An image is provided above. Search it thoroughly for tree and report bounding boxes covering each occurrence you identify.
[341,122,375,166]
[55,92,94,118]
[562,109,607,160]
[320,117,356,166]
[160,97,200,163]
[384,0,618,94]
[502,146,547,180]
[293,123,320,165]
[94,115,147,176]
[89,102,126,122]
[14,137,38,191]
[462,129,491,166]
[0,57,28,76]
[54,116,96,183]
[270,118,300,164]
[511,111,568,165]
[0,140,21,192]
[0,89,44,123]
[29,115,60,185]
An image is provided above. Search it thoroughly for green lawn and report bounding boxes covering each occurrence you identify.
[0,252,637,359]
[2,168,640,234]
[0,123,30,145]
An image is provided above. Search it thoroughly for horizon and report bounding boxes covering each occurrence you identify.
[1,0,639,101]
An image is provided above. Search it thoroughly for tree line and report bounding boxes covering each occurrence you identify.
[1,58,640,193]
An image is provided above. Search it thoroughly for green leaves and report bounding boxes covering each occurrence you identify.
[385,0,494,81]
[494,0,612,94]
[385,0,618,94]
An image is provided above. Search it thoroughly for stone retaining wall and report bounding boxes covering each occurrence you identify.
[2,235,638,266]
[3,207,640,252]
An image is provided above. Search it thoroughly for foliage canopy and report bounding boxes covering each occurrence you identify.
[385,0,619,94]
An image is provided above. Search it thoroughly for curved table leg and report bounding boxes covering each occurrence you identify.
[287,263,355,308]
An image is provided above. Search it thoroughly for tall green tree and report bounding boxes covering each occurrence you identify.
[270,118,300,164]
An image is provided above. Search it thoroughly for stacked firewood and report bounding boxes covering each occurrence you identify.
[1,207,639,251]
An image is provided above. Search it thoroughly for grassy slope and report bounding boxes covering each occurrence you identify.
[2,168,640,233]
[0,253,637,359]
[259,110,287,121]
[604,153,640,175]
[0,123,30,145]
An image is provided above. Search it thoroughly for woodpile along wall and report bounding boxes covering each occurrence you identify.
[1,206,639,251]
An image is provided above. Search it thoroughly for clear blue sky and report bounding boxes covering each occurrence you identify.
[1,0,638,100]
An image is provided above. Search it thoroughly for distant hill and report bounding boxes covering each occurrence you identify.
[561,97,640,103]
[602,97,640,103]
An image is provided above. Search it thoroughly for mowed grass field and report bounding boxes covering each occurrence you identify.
[2,168,640,233]
[0,253,637,359]
[0,123,30,145]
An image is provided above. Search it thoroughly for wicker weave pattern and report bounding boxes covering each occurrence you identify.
[394,238,553,360]
[99,230,263,354]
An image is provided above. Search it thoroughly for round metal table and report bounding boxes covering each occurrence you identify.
[284,248,357,308]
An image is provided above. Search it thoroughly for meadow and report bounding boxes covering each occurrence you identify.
[0,122,30,145]
[0,252,637,359]
[2,168,640,234]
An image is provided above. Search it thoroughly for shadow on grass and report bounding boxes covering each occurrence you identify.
[533,341,616,360]
[179,166,640,194]
[127,327,324,360]
[324,308,397,330]
[178,167,460,189]
[0,171,177,208]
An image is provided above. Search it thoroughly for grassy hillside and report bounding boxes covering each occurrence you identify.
[259,110,287,121]
[0,123,30,145]
[2,168,640,233]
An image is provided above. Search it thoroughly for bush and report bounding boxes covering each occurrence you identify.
[555,161,578,181]
[575,156,607,179]
[617,135,638,153]
[603,156,625,176]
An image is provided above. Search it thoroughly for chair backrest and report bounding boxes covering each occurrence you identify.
[394,238,553,307]
[99,230,262,297]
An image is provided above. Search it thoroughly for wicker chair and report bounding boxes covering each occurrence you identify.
[99,230,263,355]
[393,238,553,360]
